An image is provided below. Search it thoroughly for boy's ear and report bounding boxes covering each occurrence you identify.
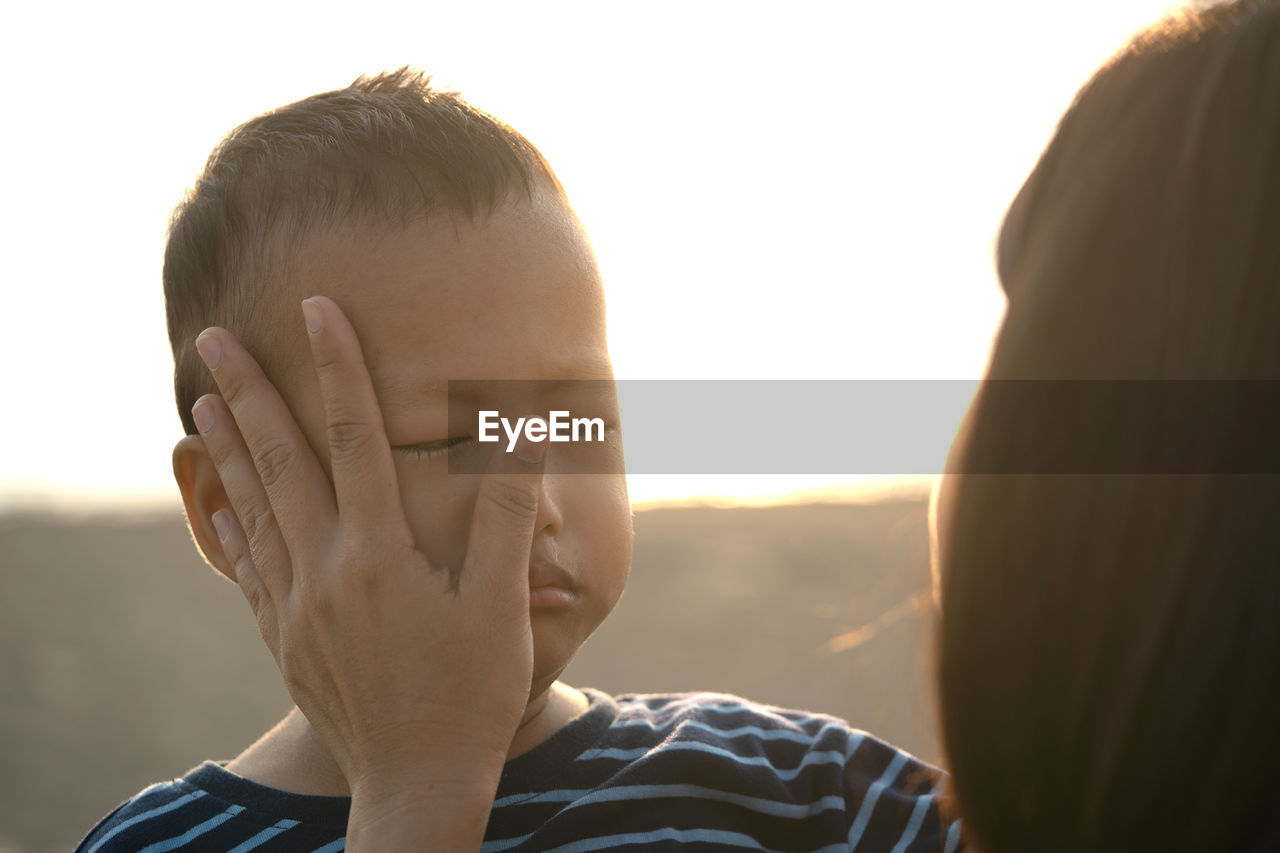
[173,435,236,583]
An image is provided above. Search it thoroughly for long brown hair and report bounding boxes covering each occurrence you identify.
[938,2,1280,849]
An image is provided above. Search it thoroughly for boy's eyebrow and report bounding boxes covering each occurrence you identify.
[448,377,612,402]
[387,357,616,408]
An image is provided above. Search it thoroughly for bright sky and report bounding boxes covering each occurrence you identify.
[1,0,1181,512]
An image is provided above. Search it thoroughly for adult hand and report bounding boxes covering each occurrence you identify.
[188,295,545,849]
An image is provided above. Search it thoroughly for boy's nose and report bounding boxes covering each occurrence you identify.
[532,472,566,536]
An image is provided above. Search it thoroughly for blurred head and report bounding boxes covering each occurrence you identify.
[932,2,1280,849]
[167,70,631,700]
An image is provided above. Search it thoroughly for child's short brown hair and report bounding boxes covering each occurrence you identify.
[164,67,564,434]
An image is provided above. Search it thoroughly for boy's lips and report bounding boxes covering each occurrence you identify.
[528,561,578,609]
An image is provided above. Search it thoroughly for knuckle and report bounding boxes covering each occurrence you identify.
[213,360,255,408]
[244,576,268,618]
[312,347,345,375]
[238,571,277,638]
[321,538,371,596]
[313,355,357,399]
[295,572,336,619]
[340,532,374,566]
[280,661,308,698]
[327,417,374,458]
[481,478,540,519]
[238,499,279,544]
[228,553,253,591]
[252,437,296,490]
[341,536,387,588]
[205,428,241,469]
[256,609,277,651]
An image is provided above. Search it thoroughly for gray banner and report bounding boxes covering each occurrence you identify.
[447,380,1280,475]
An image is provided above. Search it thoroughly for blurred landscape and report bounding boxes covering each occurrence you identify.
[0,496,940,853]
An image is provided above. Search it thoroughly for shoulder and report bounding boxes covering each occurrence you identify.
[611,690,859,734]
[607,690,915,761]
[74,762,349,853]
[588,691,967,851]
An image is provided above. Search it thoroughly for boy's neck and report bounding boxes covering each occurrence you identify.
[225,682,589,797]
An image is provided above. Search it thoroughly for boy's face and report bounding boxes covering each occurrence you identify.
[266,189,632,696]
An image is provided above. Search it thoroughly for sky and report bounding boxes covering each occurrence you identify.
[0,0,1182,511]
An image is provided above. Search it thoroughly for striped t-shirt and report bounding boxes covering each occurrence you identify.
[77,690,964,852]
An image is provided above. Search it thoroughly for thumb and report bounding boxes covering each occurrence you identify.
[462,434,547,595]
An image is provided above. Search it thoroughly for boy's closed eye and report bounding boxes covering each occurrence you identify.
[392,435,475,461]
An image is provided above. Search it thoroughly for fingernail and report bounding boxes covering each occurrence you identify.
[513,433,547,465]
[302,299,323,334]
[212,509,233,542]
[192,399,215,433]
[195,333,221,370]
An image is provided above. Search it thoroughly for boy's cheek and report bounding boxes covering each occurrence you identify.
[572,473,634,580]
[394,462,482,571]
[388,458,634,582]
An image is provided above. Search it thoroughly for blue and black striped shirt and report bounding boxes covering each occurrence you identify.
[77,690,963,852]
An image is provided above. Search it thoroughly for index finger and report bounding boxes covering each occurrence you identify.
[196,327,338,562]
[300,296,410,539]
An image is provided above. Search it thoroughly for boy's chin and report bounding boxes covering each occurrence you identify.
[530,638,587,698]
[528,665,573,702]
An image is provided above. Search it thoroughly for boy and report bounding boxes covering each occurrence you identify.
[77,69,961,851]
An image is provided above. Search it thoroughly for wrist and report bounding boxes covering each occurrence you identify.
[349,766,503,807]
[347,772,503,852]
[345,730,511,793]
